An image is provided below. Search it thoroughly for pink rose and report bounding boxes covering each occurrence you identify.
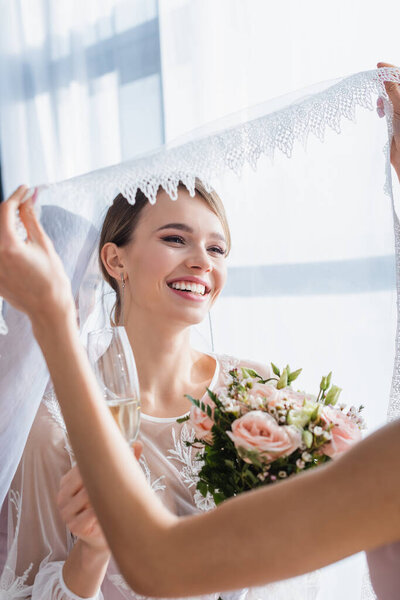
[320,405,362,458]
[250,383,283,408]
[190,398,214,442]
[227,410,302,462]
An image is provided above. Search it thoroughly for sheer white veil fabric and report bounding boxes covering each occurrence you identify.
[1,67,400,599]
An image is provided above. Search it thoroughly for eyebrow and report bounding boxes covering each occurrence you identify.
[155,223,226,243]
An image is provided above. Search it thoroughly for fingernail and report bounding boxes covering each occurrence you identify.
[377,106,385,118]
[376,98,385,118]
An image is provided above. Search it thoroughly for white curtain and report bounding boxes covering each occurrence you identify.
[0,0,164,195]
[158,0,400,142]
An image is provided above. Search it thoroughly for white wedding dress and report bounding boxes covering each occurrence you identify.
[0,353,322,600]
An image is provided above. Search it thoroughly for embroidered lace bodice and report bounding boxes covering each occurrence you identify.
[0,354,321,600]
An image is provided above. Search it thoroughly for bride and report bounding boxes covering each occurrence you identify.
[1,62,400,600]
[1,178,275,599]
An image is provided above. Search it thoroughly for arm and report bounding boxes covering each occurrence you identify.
[2,191,400,597]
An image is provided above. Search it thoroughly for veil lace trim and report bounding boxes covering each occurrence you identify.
[38,68,400,208]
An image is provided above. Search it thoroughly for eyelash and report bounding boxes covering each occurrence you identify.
[161,235,226,256]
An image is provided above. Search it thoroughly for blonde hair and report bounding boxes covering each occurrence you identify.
[99,179,231,324]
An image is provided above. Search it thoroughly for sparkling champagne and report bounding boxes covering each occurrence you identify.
[108,397,141,444]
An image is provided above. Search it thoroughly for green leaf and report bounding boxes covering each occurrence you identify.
[213,492,226,505]
[288,368,302,383]
[224,459,236,469]
[185,395,200,408]
[197,480,208,498]
[239,448,263,469]
[271,362,281,377]
[177,414,190,423]
[206,404,213,418]
[207,389,219,405]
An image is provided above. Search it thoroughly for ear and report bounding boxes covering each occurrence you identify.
[100,242,125,281]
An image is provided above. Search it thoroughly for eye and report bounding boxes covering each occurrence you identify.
[208,246,226,256]
[162,235,185,244]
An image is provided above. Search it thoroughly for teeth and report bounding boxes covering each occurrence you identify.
[170,281,206,295]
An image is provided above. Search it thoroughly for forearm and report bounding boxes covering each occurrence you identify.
[155,420,400,596]
[63,540,109,598]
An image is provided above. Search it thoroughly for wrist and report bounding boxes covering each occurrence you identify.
[77,538,111,564]
[63,539,110,598]
[31,298,78,346]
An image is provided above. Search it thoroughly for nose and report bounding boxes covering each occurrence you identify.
[186,245,212,272]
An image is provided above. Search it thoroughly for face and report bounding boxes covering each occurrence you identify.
[119,188,228,327]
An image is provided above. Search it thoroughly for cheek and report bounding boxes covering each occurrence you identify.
[128,245,177,290]
[212,263,227,296]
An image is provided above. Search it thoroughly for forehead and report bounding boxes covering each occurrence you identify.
[139,188,224,233]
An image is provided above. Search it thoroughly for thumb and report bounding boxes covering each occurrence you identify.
[19,190,52,250]
[377,62,400,112]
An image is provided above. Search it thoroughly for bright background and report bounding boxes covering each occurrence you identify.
[1,2,400,599]
[1,0,400,194]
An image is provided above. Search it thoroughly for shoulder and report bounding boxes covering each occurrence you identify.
[215,353,273,381]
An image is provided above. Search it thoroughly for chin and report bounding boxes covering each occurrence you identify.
[171,309,208,328]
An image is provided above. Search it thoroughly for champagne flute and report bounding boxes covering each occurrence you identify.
[87,327,141,444]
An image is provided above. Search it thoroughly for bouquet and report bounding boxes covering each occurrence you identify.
[178,363,365,505]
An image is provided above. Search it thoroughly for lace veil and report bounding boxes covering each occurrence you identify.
[1,67,400,599]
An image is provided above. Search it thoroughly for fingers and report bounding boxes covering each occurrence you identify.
[377,96,385,118]
[19,191,51,250]
[58,465,84,508]
[0,185,28,248]
[68,507,98,537]
[132,440,143,460]
[57,465,100,539]
[377,62,400,109]
[58,485,91,524]
[377,62,395,69]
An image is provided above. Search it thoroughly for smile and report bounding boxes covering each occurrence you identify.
[169,281,206,295]
[167,280,211,301]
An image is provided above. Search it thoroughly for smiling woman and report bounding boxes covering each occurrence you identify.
[99,180,230,326]
[0,180,273,600]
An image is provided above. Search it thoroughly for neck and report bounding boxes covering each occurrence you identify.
[123,311,205,413]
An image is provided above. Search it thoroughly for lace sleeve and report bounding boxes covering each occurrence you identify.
[0,395,103,600]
